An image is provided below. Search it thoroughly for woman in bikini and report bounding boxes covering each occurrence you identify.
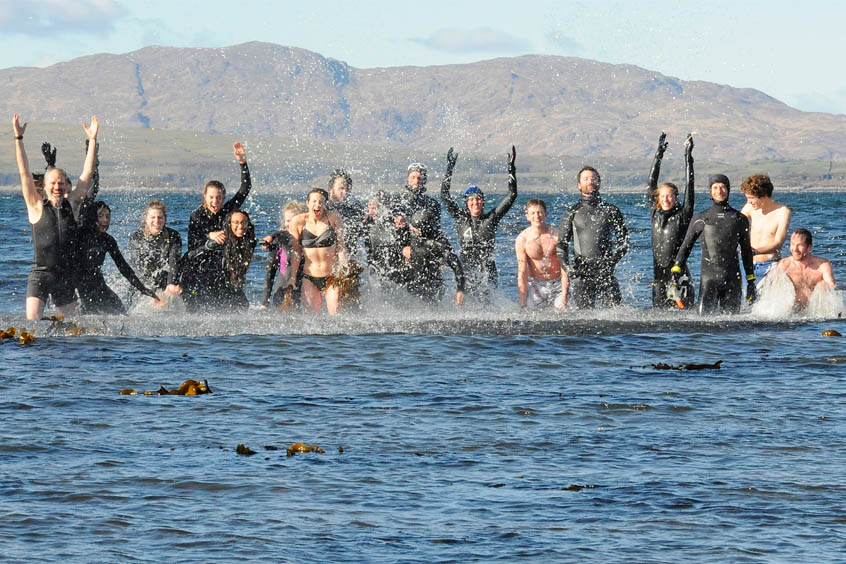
[290,189,346,314]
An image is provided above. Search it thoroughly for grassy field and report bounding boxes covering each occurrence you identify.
[2,122,845,192]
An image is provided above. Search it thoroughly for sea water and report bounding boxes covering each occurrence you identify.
[2,189,845,563]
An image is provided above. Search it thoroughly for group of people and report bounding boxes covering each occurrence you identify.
[12,113,837,320]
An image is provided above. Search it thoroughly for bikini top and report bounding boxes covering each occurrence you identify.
[301,225,337,248]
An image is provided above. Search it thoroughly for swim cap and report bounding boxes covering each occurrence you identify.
[407,163,428,185]
[464,185,484,199]
[708,174,731,192]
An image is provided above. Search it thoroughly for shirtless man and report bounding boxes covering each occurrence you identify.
[777,228,836,310]
[515,198,563,308]
[740,174,791,280]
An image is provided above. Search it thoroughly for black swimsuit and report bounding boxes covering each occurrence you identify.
[301,226,337,248]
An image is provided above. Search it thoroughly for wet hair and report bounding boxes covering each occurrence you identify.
[653,182,679,207]
[740,174,774,198]
[143,199,168,232]
[307,188,329,203]
[407,163,428,186]
[83,200,111,232]
[223,210,256,290]
[577,166,601,184]
[328,169,353,192]
[792,228,813,247]
[280,200,307,227]
[203,180,226,196]
[525,198,547,213]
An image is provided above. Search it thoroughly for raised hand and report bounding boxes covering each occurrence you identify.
[508,145,516,177]
[233,141,247,164]
[12,114,27,138]
[656,132,668,156]
[446,147,458,171]
[82,116,99,140]
[42,142,57,168]
[684,133,694,155]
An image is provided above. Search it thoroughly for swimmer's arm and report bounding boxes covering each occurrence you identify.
[559,267,569,310]
[611,208,629,264]
[227,142,251,211]
[444,248,466,295]
[754,207,792,255]
[516,234,529,306]
[166,231,183,287]
[821,260,836,289]
[13,115,41,213]
[738,215,756,279]
[673,218,702,268]
[261,250,279,307]
[440,147,462,219]
[70,116,99,206]
[556,210,574,274]
[682,134,695,218]
[493,146,518,219]
[647,132,667,201]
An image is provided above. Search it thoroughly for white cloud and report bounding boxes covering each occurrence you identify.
[0,0,126,35]
[412,27,531,54]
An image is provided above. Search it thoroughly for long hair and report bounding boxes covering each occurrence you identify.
[222,210,256,290]
[83,200,110,232]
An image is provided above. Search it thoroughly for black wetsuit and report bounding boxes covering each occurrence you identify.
[327,198,367,254]
[261,230,298,309]
[187,162,251,251]
[26,198,79,307]
[76,230,158,314]
[673,200,755,315]
[126,227,183,292]
[405,234,466,304]
[178,239,255,312]
[556,194,629,309]
[388,186,444,241]
[648,148,695,309]
[363,215,411,286]
[441,174,517,300]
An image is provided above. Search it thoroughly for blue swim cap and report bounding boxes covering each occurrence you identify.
[464,185,484,199]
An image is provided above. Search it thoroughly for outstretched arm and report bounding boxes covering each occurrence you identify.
[493,145,518,219]
[13,114,40,213]
[682,133,695,219]
[226,142,251,211]
[70,116,99,207]
[440,147,462,219]
[647,132,668,203]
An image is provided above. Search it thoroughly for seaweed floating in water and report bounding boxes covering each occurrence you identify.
[236,444,256,456]
[821,329,842,337]
[119,379,212,396]
[0,327,35,345]
[649,360,723,371]
[286,442,324,456]
[0,327,17,339]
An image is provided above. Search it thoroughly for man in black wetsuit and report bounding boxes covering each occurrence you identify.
[440,146,518,302]
[556,166,629,309]
[188,142,251,251]
[671,174,757,315]
[648,132,695,309]
[325,168,367,255]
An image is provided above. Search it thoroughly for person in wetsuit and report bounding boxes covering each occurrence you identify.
[671,174,757,315]
[179,210,257,312]
[13,113,100,319]
[76,201,161,314]
[440,146,518,302]
[388,162,444,242]
[556,166,629,309]
[647,132,695,309]
[405,232,466,306]
[126,200,183,301]
[363,191,412,288]
[326,168,367,254]
[260,202,303,311]
[188,142,251,251]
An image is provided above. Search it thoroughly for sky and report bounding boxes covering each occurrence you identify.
[2,0,845,114]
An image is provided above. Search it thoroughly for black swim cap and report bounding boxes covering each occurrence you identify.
[708,174,731,191]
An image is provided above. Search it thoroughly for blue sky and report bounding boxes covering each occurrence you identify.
[2,0,844,114]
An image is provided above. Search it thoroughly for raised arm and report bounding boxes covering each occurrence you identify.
[76,139,101,223]
[439,147,462,219]
[647,132,668,204]
[682,134,695,219]
[492,146,518,219]
[13,114,40,213]
[225,142,251,211]
[69,116,99,208]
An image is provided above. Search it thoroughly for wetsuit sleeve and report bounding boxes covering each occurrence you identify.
[444,247,466,292]
[224,162,252,213]
[440,165,463,220]
[106,235,158,299]
[647,134,666,204]
[492,167,518,220]
[167,231,183,286]
[126,232,140,270]
[673,217,703,267]
[738,214,755,278]
[610,207,629,265]
[261,235,281,307]
[187,211,204,251]
[682,143,695,220]
[556,207,576,275]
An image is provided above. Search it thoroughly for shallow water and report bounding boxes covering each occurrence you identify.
[2,190,845,562]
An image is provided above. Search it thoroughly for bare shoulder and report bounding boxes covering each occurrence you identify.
[740,203,753,218]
